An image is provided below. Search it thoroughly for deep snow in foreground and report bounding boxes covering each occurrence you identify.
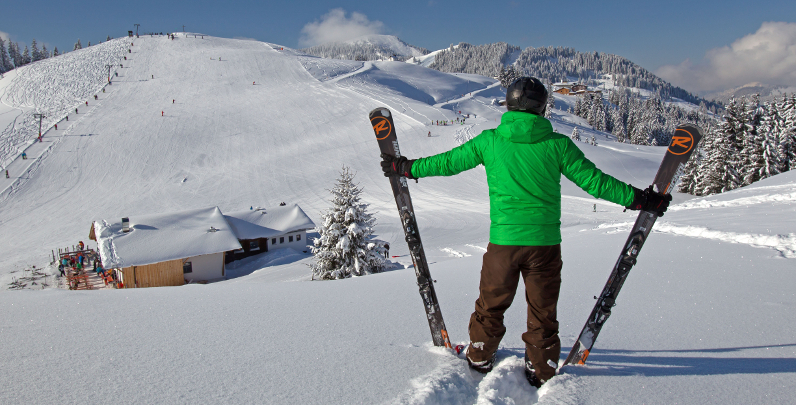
[0,34,794,404]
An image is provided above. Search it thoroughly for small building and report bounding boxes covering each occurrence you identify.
[90,207,242,288]
[223,204,315,263]
[552,81,577,95]
[89,204,316,288]
[553,82,602,96]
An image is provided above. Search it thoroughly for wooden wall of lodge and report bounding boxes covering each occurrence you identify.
[121,258,184,288]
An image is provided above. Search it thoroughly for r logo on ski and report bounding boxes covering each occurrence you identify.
[668,128,695,155]
[371,116,392,140]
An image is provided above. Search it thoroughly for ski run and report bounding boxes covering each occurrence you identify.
[0,33,794,404]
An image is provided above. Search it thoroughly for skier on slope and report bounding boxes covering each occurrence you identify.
[380,77,671,388]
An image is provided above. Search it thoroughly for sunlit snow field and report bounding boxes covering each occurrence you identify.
[0,34,794,404]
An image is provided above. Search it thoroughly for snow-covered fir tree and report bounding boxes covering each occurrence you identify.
[544,84,555,118]
[432,42,520,79]
[571,127,580,141]
[74,39,82,51]
[590,135,598,146]
[31,39,43,62]
[0,38,12,73]
[742,95,765,186]
[677,144,703,195]
[310,166,386,280]
[678,92,796,196]
[498,65,521,88]
[781,94,796,171]
[21,46,31,65]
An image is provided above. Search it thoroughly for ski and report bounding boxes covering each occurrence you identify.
[369,107,452,349]
[563,123,703,366]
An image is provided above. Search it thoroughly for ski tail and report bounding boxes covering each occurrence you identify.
[563,123,703,367]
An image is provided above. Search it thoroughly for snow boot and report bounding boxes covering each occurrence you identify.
[524,352,544,388]
[464,345,496,374]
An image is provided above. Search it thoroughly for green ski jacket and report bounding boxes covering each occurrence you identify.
[411,111,635,246]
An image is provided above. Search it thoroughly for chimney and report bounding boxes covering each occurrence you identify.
[122,217,130,232]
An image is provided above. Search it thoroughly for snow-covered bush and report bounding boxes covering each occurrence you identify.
[310,166,386,280]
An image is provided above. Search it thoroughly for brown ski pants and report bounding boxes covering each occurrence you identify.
[467,243,563,382]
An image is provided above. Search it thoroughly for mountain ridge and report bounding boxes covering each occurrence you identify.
[302,35,721,109]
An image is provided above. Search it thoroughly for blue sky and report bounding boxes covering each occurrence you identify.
[2,0,795,93]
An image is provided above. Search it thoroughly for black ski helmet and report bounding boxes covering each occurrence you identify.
[506,77,548,115]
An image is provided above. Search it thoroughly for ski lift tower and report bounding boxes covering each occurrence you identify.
[105,64,115,83]
[33,113,46,140]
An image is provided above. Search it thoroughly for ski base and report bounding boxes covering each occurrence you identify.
[563,124,703,367]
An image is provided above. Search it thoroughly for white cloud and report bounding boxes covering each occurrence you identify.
[299,8,384,47]
[656,22,796,93]
[0,31,10,42]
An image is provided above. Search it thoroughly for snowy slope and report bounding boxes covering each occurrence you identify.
[0,34,794,404]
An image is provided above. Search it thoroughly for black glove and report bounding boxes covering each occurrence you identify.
[380,153,417,179]
[626,185,672,216]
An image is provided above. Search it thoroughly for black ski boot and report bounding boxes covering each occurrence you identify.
[524,353,544,388]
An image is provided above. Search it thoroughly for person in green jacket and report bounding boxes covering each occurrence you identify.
[381,77,671,388]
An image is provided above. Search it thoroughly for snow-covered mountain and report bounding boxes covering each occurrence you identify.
[0,33,794,405]
[302,35,720,109]
[300,34,429,61]
[703,81,796,103]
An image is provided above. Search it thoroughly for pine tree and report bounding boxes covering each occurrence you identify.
[758,98,783,179]
[717,98,746,190]
[698,127,742,195]
[0,38,12,73]
[545,84,555,118]
[677,144,702,195]
[8,42,21,68]
[31,39,42,62]
[589,93,607,131]
[779,94,796,172]
[571,127,580,141]
[21,45,31,65]
[498,65,521,88]
[610,107,626,142]
[742,95,765,185]
[310,166,386,280]
[74,39,82,51]
[52,47,60,57]
[40,44,48,59]
[697,129,726,195]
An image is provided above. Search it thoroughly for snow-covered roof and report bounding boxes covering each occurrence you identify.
[94,207,242,268]
[223,204,315,241]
